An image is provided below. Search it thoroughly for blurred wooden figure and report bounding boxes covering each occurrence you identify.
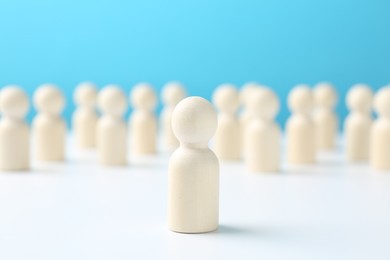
[33,84,66,161]
[97,85,127,165]
[286,85,316,164]
[313,82,338,151]
[344,84,373,161]
[212,83,240,160]
[72,82,98,149]
[245,88,280,172]
[370,87,390,170]
[129,83,157,155]
[161,81,186,152]
[0,86,29,170]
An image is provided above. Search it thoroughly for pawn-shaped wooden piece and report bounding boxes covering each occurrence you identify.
[212,84,240,160]
[370,87,390,170]
[313,82,338,151]
[286,85,316,164]
[97,85,127,165]
[129,83,157,155]
[72,82,98,149]
[245,88,280,172]
[168,96,219,233]
[344,84,373,161]
[161,81,186,152]
[33,84,66,161]
[0,86,29,170]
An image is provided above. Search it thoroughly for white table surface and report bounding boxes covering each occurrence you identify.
[0,136,389,260]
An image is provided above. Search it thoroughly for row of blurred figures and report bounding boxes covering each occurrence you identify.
[0,81,388,172]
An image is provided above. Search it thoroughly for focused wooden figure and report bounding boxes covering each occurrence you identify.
[168,96,219,233]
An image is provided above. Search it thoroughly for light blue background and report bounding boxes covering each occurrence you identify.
[0,0,389,126]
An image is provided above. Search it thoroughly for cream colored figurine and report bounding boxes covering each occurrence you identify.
[370,87,390,170]
[33,84,66,161]
[313,82,338,151]
[161,81,186,152]
[245,88,280,172]
[212,83,240,160]
[286,85,316,164]
[239,82,262,131]
[72,82,98,149]
[168,96,219,233]
[0,86,29,170]
[344,84,373,161]
[129,83,157,155]
[97,85,127,165]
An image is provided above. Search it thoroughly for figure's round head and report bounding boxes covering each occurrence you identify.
[130,83,157,111]
[248,88,279,120]
[98,85,127,117]
[240,82,262,106]
[34,84,65,115]
[314,82,337,108]
[162,81,186,106]
[74,82,98,107]
[288,84,313,114]
[346,84,373,113]
[374,87,390,118]
[212,83,239,114]
[172,96,217,144]
[0,85,29,119]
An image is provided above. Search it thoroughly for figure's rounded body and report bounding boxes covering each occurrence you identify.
[344,113,371,161]
[0,118,29,170]
[287,114,316,164]
[130,111,157,154]
[33,114,66,161]
[246,119,280,172]
[97,115,127,165]
[73,108,98,149]
[314,109,338,150]
[161,107,178,151]
[168,145,219,233]
[370,119,390,170]
[214,114,240,160]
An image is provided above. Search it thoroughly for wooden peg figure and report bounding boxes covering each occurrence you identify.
[286,85,316,164]
[0,86,30,170]
[245,88,280,172]
[212,83,240,160]
[97,85,127,165]
[168,96,219,233]
[72,82,98,149]
[370,87,390,170]
[161,81,186,152]
[33,84,66,161]
[129,83,157,155]
[344,84,373,161]
[313,82,338,151]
